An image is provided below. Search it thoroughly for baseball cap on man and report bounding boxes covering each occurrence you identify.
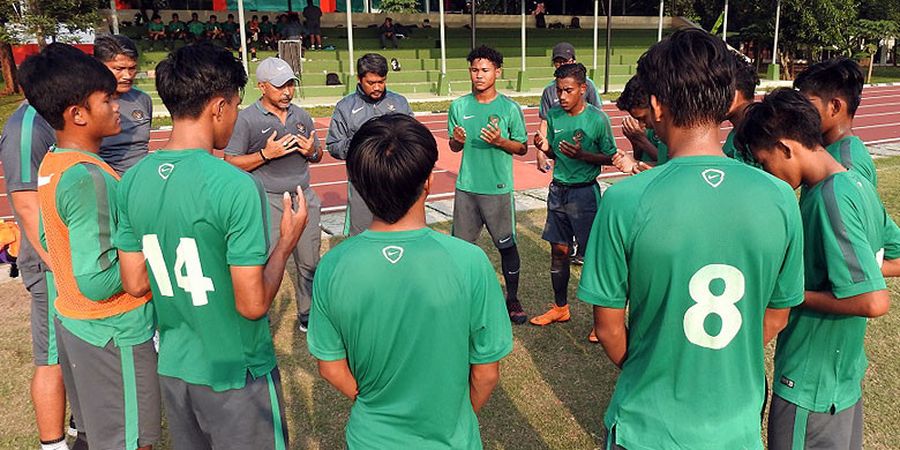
[256,57,299,87]
[552,42,576,62]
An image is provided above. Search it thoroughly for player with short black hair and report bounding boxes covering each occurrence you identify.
[736,87,900,450]
[615,76,668,167]
[794,58,877,186]
[530,63,616,338]
[578,29,804,449]
[449,45,528,325]
[116,44,308,449]
[309,114,512,448]
[327,53,413,236]
[23,43,161,450]
[722,51,761,166]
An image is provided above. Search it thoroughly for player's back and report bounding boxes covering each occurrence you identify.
[117,149,274,391]
[582,155,802,449]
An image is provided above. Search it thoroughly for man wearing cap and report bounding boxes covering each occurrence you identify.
[326,53,413,236]
[536,42,603,265]
[224,57,322,333]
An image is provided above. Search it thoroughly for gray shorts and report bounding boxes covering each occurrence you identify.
[55,318,161,449]
[267,189,321,317]
[768,394,863,450]
[542,181,600,247]
[452,189,517,249]
[344,181,373,236]
[23,264,58,366]
[160,367,289,450]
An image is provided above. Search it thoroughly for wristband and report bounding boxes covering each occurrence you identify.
[306,147,320,161]
[259,149,270,162]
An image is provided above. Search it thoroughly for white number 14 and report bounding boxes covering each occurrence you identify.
[142,235,215,306]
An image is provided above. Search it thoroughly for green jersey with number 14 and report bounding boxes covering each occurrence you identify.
[578,155,804,450]
[115,149,274,392]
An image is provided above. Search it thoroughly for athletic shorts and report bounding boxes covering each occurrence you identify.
[541,181,600,248]
[55,318,161,449]
[160,367,289,450]
[307,21,321,35]
[452,189,517,249]
[345,180,373,236]
[768,394,863,450]
[23,264,58,366]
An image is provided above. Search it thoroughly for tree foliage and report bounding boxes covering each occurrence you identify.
[0,0,101,45]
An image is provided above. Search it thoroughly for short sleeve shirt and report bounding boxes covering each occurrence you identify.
[308,227,512,449]
[774,170,897,413]
[448,93,527,195]
[545,104,616,184]
[116,149,274,391]
[827,136,877,187]
[223,100,320,194]
[539,78,603,120]
[643,128,669,164]
[577,156,804,449]
[99,88,152,175]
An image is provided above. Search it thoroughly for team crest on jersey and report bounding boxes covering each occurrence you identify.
[488,115,501,127]
[382,245,404,264]
[701,169,724,188]
[296,123,307,136]
[132,109,146,120]
[158,163,174,180]
[387,103,396,112]
[572,129,585,143]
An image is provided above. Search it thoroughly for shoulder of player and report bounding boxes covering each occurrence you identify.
[450,93,474,107]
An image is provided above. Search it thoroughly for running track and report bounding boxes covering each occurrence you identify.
[3,85,900,219]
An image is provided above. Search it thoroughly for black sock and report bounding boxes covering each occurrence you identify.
[499,245,520,301]
[550,255,570,307]
[39,436,65,445]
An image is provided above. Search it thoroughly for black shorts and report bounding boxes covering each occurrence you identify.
[306,21,321,35]
[541,181,600,248]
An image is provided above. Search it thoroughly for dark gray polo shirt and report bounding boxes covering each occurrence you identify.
[0,103,56,269]
[326,85,414,160]
[224,100,320,194]
[99,87,152,175]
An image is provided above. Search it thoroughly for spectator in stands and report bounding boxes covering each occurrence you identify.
[303,2,323,50]
[187,12,205,42]
[532,2,547,28]
[282,13,304,41]
[275,14,288,40]
[260,15,276,50]
[168,13,187,43]
[379,17,399,49]
[206,14,225,42]
[222,13,239,49]
[147,14,166,50]
[247,15,261,61]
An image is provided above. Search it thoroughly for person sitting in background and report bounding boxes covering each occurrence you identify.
[206,14,225,42]
[532,2,547,28]
[275,14,289,40]
[187,12,205,42]
[282,13,304,41]
[168,13,187,42]
[379,17,398,49]
[260,15,276,50]
[147,14,167,50]
[247,15,261,62]
[222,14,239,50]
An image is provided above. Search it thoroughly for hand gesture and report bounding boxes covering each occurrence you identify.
[480,122,502,146]
[295,133,315,157]
[262,130,298,161]
[452,126,467,144]
[622,116,645,140]
[558,140,584,160]
[536,149,553,173]
[533,131,548,152]
[279,186,309,249]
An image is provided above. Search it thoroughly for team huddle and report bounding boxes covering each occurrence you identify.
[1,26,897,450]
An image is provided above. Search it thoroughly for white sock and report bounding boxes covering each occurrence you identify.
[39,438,69,450]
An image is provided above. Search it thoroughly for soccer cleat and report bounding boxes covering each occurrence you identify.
[66,415,78,438]
[529,304,571,326]
[506,299,527,325]
[588,329,599,343]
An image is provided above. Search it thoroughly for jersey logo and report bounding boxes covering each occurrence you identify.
[701,169,725,188]
[382,245,404,264]
[296,123,307,136]
[463,115,476,120]
[38,174,53,187]
[352,106,365,114]
[488,115,501,127]
[554,128,564,133]
[158,163,175,180]
[573,129,585,143]
[387,104,396,111]
[131,109,146,120]
[261,127,272,134]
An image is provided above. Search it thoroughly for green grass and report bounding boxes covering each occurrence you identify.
[3,158,900,448]
[0,94,24,126]
[872,66,900,84]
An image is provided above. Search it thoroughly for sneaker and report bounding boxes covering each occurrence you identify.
[529,304,571,326]
[251,57,259,62]
[67,415,78,438]
[588,328,599,343]
[298,314,309,333]
[506,299,527,325]
[570,255,584,266]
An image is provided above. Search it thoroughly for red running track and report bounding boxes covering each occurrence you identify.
[4,85,900,219]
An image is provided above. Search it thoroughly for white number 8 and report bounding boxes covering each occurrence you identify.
[683,264,744,350]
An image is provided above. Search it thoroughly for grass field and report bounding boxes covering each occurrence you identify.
[2,158,900,449]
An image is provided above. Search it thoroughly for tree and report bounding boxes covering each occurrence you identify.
[380,0,419,13]
[853,19,899,82]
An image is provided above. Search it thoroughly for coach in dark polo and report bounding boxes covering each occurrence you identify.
[224,57,322,332]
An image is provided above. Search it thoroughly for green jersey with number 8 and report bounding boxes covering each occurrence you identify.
[115,149,274,392]
[577,155,805,449]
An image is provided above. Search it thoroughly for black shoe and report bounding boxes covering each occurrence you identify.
[506,299,527,325]
[298,314,309,333]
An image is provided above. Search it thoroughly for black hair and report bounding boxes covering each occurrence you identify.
[228,14,235,19]
[210,14,217,20]
[155,43,247,119]
[735,87,824,160]
[261,15,268,20]
[636,28,735,127]
[794,57,864,117]
[19,43,117,130]
[616,76,649,111]
[93,34,139,63]
[467,45,503,68]
[357,53,388,78]
[732,51,759,101]
[555,62,586,85]
[347,114,438,224]
[151,14,161,20]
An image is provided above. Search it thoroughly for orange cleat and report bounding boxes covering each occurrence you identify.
[588,329,599,343]
[529,304,571,326]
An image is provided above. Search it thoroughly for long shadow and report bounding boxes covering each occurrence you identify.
[480,385,551,450]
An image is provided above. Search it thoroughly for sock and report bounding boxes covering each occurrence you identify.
[499,245,521,301]
[550,256,570,307]
[39,436,69,450]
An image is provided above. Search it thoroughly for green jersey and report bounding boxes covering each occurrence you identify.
[578,156,804,450]
[642,128,669,164]
[115,150,273,392]
[148,22,165,33]
[168,20,186,32]
[545,104,616,184]
[187,20,205,36]
[40,149,154,348]
[221,21,238,33]
[205,21,222,33]
[774,170,900,413]
[308,228,513,449]
[448,93,527,195]
[827,136,877,187]
[723,129,761,168]
[259,21,273,34]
